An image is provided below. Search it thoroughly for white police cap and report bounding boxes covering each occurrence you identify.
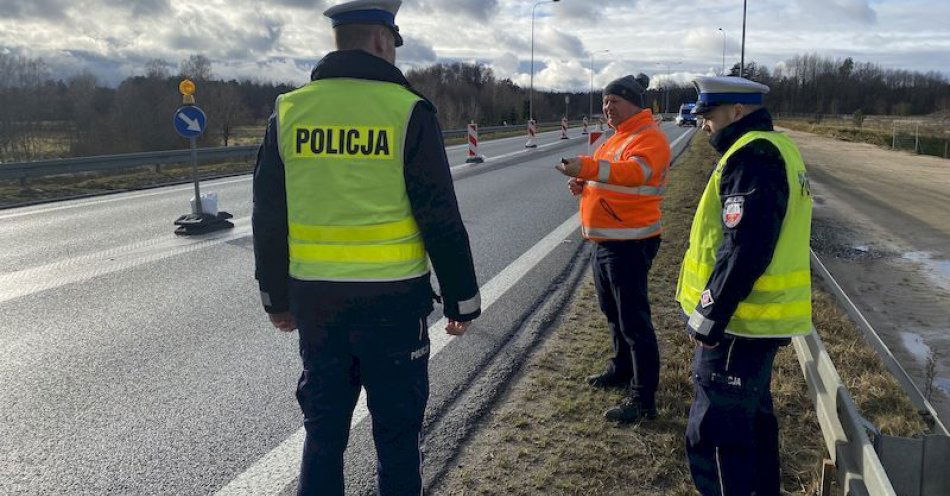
[692,76,770,114]
[324,0,403,47]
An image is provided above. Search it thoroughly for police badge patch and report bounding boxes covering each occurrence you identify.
[723,196,744,228]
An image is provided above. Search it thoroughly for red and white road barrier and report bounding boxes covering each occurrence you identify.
[560,117,569,140]
[465,121,484,163]
[525,119,538,148]
[582,117,589,135]
[588,130,606,155]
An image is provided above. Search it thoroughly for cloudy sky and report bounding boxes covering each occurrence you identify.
[1,0,948,90]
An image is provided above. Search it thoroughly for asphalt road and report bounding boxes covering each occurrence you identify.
[0,123,695,495]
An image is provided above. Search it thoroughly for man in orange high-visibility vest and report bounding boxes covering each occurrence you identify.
[557,74,671,423]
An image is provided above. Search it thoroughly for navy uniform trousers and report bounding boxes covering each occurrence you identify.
[591,236,662,404]
[686,335,787,496]
[294,309,430,496]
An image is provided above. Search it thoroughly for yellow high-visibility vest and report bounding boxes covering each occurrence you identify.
[277,78,428,282]
[676,131,813,337]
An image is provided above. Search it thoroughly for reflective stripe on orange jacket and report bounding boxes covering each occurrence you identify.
[577,109,671,241]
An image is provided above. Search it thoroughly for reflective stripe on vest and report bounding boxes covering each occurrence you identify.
[581,220,663,240]
[277,78,429,282]
[675,131,813,337]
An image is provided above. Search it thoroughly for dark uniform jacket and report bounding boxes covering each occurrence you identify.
[252,49,480,324]
[692,108,791,346]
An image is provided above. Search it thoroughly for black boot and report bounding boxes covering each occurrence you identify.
[586,371,629,390]
[604,393,656,423]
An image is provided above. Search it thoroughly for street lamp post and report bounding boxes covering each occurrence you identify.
[717,28,726,76]
[740,0,747,77]
[589,49,609,121]
[530,0,559,122]
[655,61,681,115]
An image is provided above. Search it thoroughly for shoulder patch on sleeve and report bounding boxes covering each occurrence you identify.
[723,195,745,228]
[700,289,715,308]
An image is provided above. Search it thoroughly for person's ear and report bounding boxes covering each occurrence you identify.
[372,28,385,54]
[732,104,744,121]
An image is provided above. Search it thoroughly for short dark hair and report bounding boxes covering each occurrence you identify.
[334,24,386,50]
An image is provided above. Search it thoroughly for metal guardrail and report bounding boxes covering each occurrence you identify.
[0,146,259,184]
[794,328,896,496]
[0,121,587,185]
[799,250,950,496]
[810,251,948,435]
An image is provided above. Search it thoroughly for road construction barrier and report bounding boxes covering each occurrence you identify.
[525,119,538,148]
[560,117,569,140]
[582,117,589,135]
[465,122,484,164]
[797,251,950,496]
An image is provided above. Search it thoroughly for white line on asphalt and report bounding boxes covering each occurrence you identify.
[450,132,584,173]
[0,176,253,221]
[0,218,253,304]
[213,212,581,495]
[669,127,695,150]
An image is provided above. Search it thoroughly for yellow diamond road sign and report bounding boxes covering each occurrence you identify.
[179,79,196,96]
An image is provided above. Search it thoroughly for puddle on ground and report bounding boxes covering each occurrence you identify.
[901,251,950,293]
[935,377,950,396]
[900,331,933,364]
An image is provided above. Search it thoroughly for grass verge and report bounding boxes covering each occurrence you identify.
[775,119,948,159]
[432,133,925,495]
[0,160,255,208]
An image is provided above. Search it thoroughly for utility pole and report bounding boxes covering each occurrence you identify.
[718,28,726,76]
[740,0,747,77]
[529,0,560,122]
[589,49,609,120]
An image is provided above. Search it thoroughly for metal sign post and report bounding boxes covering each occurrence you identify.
[172,79,233,235]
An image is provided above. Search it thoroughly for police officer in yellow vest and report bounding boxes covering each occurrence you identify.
[252,1,481,494]
[675,76,812,496]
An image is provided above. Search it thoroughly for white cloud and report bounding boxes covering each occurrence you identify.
[0,0,945,88]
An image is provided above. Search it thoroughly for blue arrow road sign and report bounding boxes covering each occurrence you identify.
[174,106,207,138]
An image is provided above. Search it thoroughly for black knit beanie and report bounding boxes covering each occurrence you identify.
[603,74,650,108]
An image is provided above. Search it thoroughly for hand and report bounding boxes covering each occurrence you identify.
[445,319,472,336]
[690,333,718,349]
[268,311,297,332]
[568,177,586,196]
[555,157,582,177]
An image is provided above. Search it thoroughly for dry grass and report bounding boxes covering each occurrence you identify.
[810,289,927,436]
[775,118,949,158]
[0,160,255,207]
[432,133,926,496]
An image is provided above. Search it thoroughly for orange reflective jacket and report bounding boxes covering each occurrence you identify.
[578,109,671,241]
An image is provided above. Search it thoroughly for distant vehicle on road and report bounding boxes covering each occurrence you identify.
[676,102,698,127]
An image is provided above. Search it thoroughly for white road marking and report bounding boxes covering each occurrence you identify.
[0,218,253,304]
[669,127,695,150]
[0,176,252,221]
[213,212,581,495]
[450,132,584,173]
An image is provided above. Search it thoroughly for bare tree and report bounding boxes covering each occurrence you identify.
[179,54,213,81]
[204,82,251,146]
[0,53,51,161]
[145,58,172,80]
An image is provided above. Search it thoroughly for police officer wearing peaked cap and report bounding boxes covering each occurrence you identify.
[675,76,813,496]
[252,0,481,494]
